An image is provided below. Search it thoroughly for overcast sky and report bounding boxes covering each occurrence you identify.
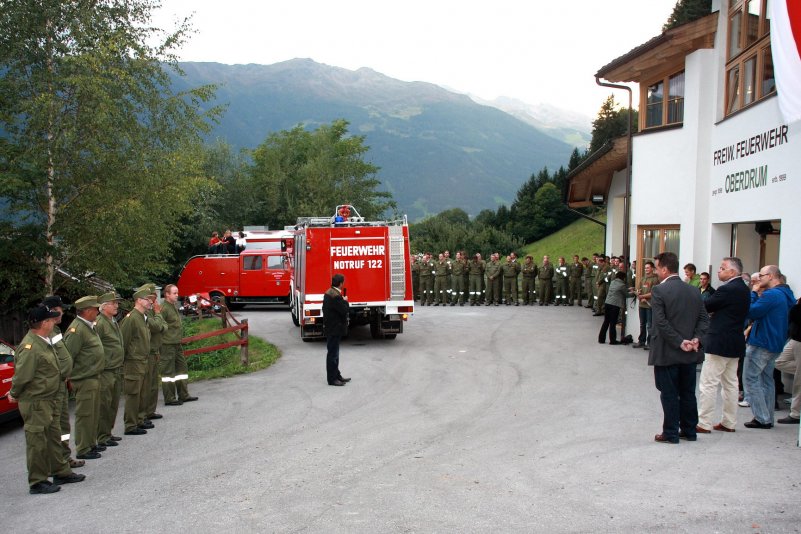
[153,0,682,117]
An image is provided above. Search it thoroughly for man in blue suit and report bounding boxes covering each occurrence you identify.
[649,252,710,444]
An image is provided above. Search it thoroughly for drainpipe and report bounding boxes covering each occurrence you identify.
[595,76,633,339]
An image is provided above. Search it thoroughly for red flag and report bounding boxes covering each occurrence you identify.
[770,0,801,122]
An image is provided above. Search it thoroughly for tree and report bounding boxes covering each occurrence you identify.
[0,0,219,295]
[249,120,395,228]
[588,95,638,154]
[663,0,712,31]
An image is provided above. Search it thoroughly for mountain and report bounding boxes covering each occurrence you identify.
[172,59,574,221]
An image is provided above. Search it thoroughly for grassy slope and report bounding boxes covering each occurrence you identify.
[520,212,607,261]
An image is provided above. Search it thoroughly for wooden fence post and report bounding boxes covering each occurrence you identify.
[240,319,249,366]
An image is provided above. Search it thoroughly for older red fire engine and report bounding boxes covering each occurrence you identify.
[289,205,414,340]
[176,230,294,309]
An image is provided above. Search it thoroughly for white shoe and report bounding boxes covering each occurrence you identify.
[738,400,750,407]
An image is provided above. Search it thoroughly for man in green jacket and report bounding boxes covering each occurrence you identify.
[485,253,502,306]
[119,287,153,435]
[538,255,555,306]
[501,254,521,306]
[95,292,124,447]
[468,253,485,306]
[144,286,167,424]
[63,296,105,460]
[160,284,198,405]
[9,306,86,494]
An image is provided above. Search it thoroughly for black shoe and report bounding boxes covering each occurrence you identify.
[165,400,183,406]
[339,377,352,382]
[180,396,198,402]
[53,473,86,485]
[124,428,147,435]
[91,444,106,452]
[139,422,154,430]
[631,343,645,348]
[104,439,118,447]
[678,431,697,441]
[744,419,773,429]
[328,380,346,386]
[30,481,60,494]
[609,341,621,345]
[592,312,604,316]
[76,451,101,460]
[147,413,163,419]
[777,415,800,424]
[109,435,122,442]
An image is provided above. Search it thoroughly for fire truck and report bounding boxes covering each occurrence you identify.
[176,230,294,309]
[289,205,414,340]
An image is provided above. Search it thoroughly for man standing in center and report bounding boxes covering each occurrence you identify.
[649,252,709,444]
[696,257,751,433]
[160,284,198,406]
[538,255,554,306]
[323,274,350,387]
[119,288,152,435]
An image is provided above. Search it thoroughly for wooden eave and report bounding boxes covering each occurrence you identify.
[565,137,628,208]
[596,13,718,83]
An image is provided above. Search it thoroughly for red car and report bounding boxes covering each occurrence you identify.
[0,338,19,423]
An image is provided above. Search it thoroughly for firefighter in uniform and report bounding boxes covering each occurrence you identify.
[418,253,435,306]
[468,253,485,305]
[502,254,521,305]
[450,251,468,306]
[520,255,538,305]
[538,255,554,305]
[588,254,600,309]
[63,296,105,460]
[95,292,124,448]
[119,287,152,435]
[485,253,502,305]
[410,254,421,301]
[582,257,594,309]
[142,287,167,424]
[443,250,454,304]
[569,255,584,306]
[433,253,451,306]
[160,284,198,405]
[9,306,85,494]
[554,257,569,305]
[594,257,611,316]
[41,296,80,468]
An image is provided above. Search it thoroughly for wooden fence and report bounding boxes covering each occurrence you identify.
[181,306,249,366]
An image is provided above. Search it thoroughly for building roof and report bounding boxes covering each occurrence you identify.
[595,13,718,82]
[565,136,628,208]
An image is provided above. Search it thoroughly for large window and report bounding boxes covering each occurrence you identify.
[644,72,685,128]
[725,0,774,115]
[638,226,680,279]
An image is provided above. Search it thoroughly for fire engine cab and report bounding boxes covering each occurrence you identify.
[176,230,293,309]
[289,205,414,340]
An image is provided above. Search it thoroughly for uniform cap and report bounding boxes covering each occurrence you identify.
[132,288,151,299]
[98,292,122,304]
[41,295,70,309]
[28,305,61,323]
[74,296,101,310]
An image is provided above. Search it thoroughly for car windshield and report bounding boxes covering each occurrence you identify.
[0,341,14,363]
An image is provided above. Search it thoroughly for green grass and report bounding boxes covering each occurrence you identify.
[183,318,281,380]
[521,211,606,261]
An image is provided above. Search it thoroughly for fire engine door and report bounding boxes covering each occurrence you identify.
[239,253,289,298]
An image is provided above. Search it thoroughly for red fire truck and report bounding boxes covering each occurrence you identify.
[289,205,414,340]
[176,230,294,309]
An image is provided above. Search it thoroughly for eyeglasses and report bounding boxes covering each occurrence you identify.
[758,273,770,278]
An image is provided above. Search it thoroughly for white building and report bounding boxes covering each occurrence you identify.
[567,0,799,335]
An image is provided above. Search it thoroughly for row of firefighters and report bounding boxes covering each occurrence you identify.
[411,251,631,308]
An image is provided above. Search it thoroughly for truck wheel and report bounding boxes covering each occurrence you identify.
[291,310,300,327]
[370,321,382,339]
[385,334,397,340]
[227,300,245,311]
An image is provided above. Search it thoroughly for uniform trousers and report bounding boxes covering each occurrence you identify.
[555,277,568,304]
[160,343,190,403]
[452,275,467,304]
[419,277,434,305]
[434,276,448,304]
[123,360,147,431]
[469,275,483,304]
[141,353,159,420]
[97,368,122,443]
[57,382,72,463]
[485,277,501,304]
[503,276,518,304]
[538,278,553,304]
[697,353,739,430]
[521,277,536,304]
[19,398,71,486]
[775,339,801,418]
[584,277,594,306]
[70,376,100,456]
[569,278,582,306]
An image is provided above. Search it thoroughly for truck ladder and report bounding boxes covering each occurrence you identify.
[388,226,406,300]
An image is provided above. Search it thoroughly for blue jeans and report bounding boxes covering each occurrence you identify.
[743,344,779,424]
[638,306,652,345]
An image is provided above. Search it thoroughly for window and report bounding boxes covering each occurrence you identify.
[266,255,285,270]
[643,72,684,129]
[637,225,680,279]
[243,256,262,271]
[725,0,774,115]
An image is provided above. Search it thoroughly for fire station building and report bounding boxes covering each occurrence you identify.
[567,0,799,334]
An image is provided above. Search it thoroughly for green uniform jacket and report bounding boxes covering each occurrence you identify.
[468,260,485,276]
[146,309,168,354]
[120,309,151,362]
[555,264,569,280]
[521,263,538,278]
[570,263,583,280]
[161,301,183,345]
[538,264,554,280]
[596,265,611,287]
[95,313,124,369]
[10,332,62,400]
[50,325,73,379]
[638,274,660,309]
[419,260,436,278]
[583,263,594,281]
[485,260,501,280]
[435,260,451,277]
[451,259,468,276]
[501,261,520,278]
[63,318,106,380]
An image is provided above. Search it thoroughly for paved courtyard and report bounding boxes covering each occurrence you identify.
[1,304,799,532]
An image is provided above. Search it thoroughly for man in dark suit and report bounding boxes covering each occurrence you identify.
[696,257,751,433]
[323,274,350,387]
[649,252,710,444]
